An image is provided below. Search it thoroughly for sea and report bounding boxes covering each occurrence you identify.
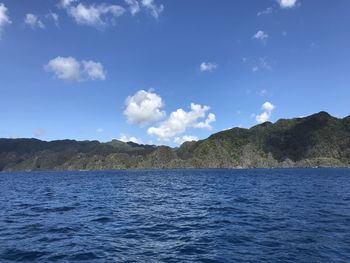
[0,169,350,262]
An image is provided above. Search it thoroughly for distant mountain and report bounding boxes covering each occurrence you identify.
[1,112,349,171]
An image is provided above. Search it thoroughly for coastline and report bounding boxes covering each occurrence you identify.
[1,166,350,174]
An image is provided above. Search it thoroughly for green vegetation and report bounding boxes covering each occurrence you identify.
[1,112,349,171]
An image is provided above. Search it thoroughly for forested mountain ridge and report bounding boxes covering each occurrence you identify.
[1,112,349,171]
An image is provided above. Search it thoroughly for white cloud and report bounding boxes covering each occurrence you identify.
[174,135,198,145]
[255,101,276,123]
[262,101,275,112]
[194,113,216,129]
[257,7,273,16]
[253,30,268,43]
[61,0,164,26]
[60,0,77,8]
[44,56,106,81]
[125,0,141,15]
[0,3,11,37]
[200,62,218,72]
[24,14,45,29]
[82,60,106,80]
[119,133,143,144]
[278,0,297,8]
[45,56,81,81]
[62,1,125,28]
[47,12,59,27]
[124,90,166,125]
[256,112,270,124]
[141,0,164,18]
[147,103,215,141]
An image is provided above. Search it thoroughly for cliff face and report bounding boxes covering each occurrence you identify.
[1,112,350,171]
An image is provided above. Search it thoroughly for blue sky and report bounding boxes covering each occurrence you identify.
[0,0,350,145]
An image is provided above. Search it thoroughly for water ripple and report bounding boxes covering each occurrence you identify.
[1,169,350,262]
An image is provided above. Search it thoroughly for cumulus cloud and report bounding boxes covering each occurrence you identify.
[82,60,106,80]
[141,0,164,18]
[147,103,216,141]
[24,14,45,29]
[119,133,143,144]
[0,3,11,38]
[278,0,298,8]
[255,101,276,123]
[174,135,198,145]
[262,101,275,112]
[124,90,166,125]
[257,7,273,16]
[61,0,125,28]
[253,30,268,43]
[44,56,106,81]
[125,0,141,15]
[45,57,80,81]
[194,113,216,129]
[200,62,218,72]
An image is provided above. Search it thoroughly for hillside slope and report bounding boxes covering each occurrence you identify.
[1,112,349,171]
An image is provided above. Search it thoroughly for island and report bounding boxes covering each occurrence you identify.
[1,111,349,171]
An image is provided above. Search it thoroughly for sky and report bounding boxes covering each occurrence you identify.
[0,0,350,145]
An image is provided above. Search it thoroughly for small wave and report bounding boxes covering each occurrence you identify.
[31,206,75,213]
[1,248,47,261]
[69,252,100,260]
[91,216,113,223]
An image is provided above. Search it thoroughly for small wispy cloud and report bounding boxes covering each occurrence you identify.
[60,0,164,29]
[257,7,273,16]
[125,0,141,15]
[243,57,272,73]
[46,12,59,27]
[24,14,45,29]
[200,62,218,72]
[259,89,268,97]
[141,0,164,19]
[253,30,269,44]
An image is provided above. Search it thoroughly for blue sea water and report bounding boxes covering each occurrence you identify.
[0,169,350,262]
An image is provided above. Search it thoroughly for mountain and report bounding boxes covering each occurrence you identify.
[1,112,349,171]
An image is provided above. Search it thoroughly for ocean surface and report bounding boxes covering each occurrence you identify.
[0,169,350,262]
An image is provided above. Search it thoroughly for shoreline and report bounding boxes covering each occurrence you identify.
[1,166,350,174]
